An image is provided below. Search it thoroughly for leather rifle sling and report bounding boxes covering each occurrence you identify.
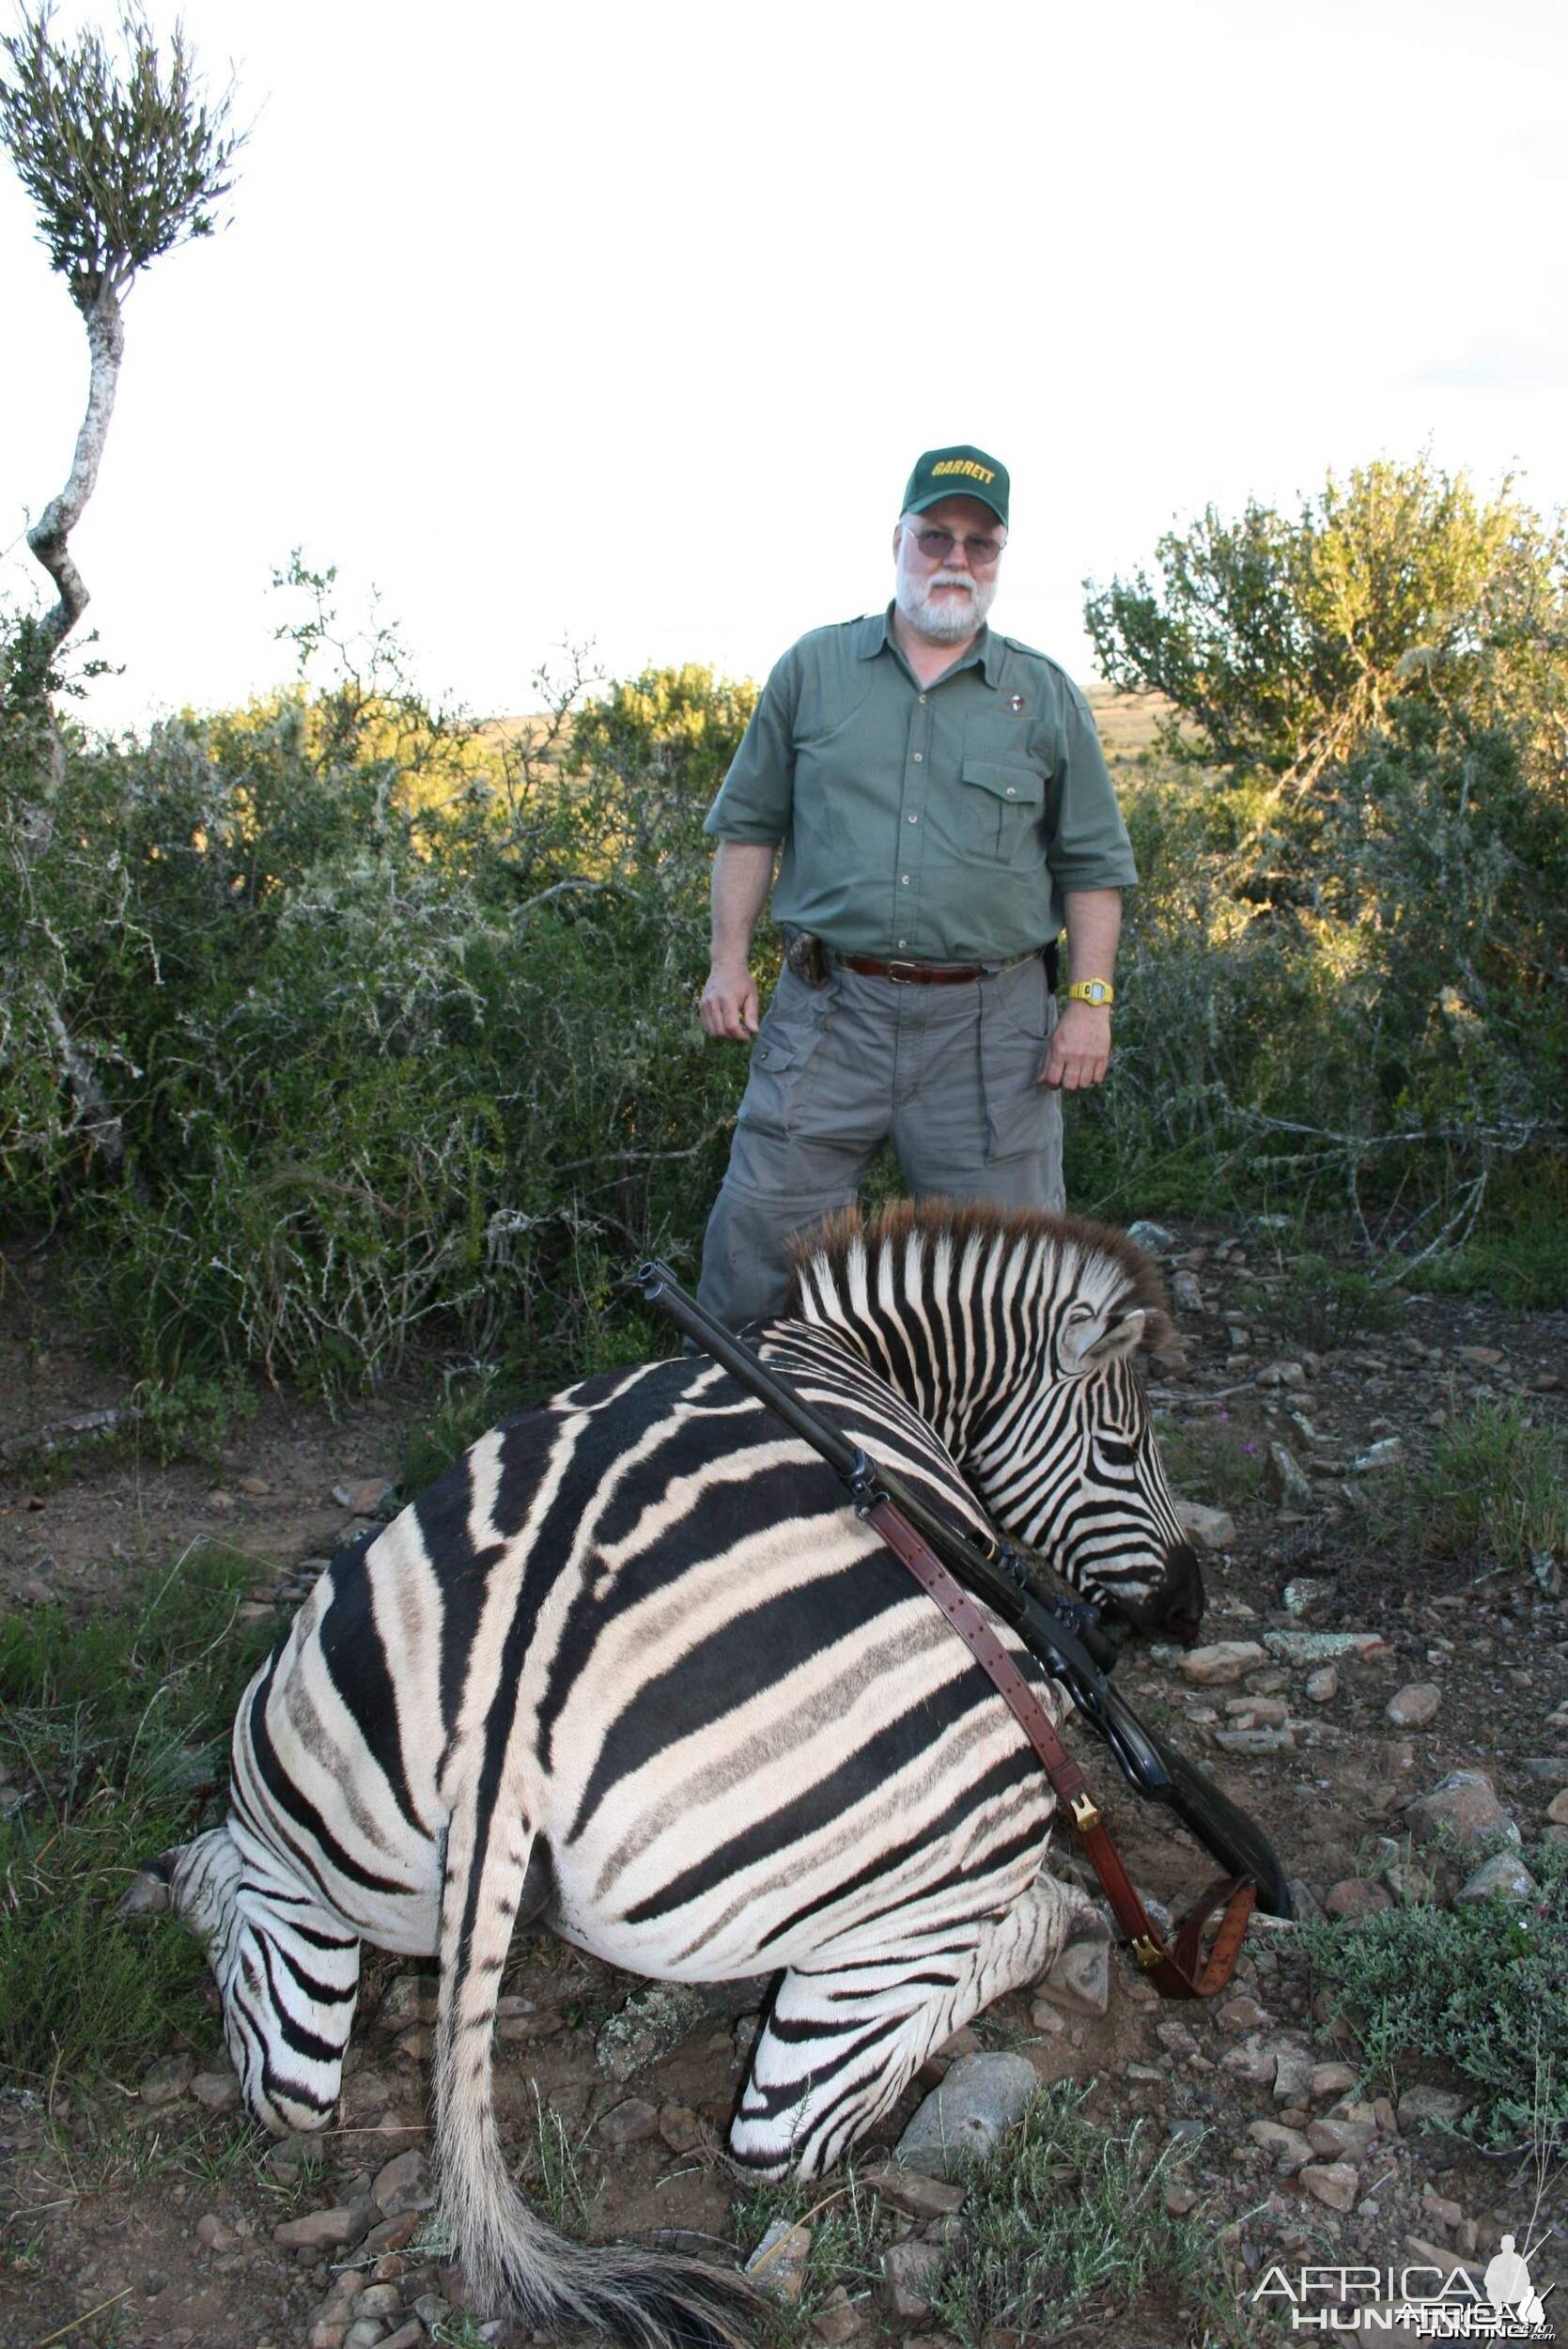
[863,1498,1256,1999]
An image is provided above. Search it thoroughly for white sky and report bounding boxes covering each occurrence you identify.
[4,0,1566,736]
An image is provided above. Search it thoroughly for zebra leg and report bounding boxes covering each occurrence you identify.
[730,1873,1094,2180]
[148,1827,362,2134]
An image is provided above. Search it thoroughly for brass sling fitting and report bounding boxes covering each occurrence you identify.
[1130,1934,1165,1970]
[1068,1792,1100,1832]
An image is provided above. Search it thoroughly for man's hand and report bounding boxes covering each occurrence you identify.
[700,962,760,1041]
[1039,1002,1111,1091]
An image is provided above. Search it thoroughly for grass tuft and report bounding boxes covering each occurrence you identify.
[0,1544,277,2086]
[925,2083,1248,2345]
[1377,1397,1567,1574]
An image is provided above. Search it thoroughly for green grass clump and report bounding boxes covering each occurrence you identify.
[1296,1843,1568,2157]
[728,2166,893,2345]
[926,2084,1246,2345]
[1420,1225,1568,1312]
[1158,1414,1265,1513]
[0,1545,276,2085]
[1381,1398,1567,1573]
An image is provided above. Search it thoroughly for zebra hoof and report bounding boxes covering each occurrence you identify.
[114,1864,173,1921]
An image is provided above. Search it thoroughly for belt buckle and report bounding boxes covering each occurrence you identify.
[884,958,924,985]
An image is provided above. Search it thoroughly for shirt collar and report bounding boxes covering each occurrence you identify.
[860,602,1001,688]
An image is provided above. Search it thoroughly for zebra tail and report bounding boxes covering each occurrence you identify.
[433,1814,760,2349]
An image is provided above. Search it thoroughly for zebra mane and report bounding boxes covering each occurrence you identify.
[784,1198,1174,1356]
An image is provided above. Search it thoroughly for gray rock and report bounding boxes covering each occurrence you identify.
[862,2165,966,2219]
[1351,1437,1404,1472]
[1305,1666,1339,1703]
[1325,1878,1394,1920]
[369,2150,430,2217]
[1301,2161,1359,2211]
[1283,1577,1333,1621]
[1264,1443,1313,1509]
[1386,1684,1441,1729]
[1263,1631,1387,1663]
[273,2203,374,2252]
[189,2067,240,2113]
[1126,1221,1176,1257]
[1175,1501,1237,1551]
[1214,1727,1296,1754]
[1455,1853,1538,1905]
[1396,2085,1467,2133]
[746,2217,812,2302]
[1248,2121,1312,2170]
[596,1978,771,2081]
[1307,2116,1374,2161]
[1033,1915,1110,2016]
[1405,1771,1519,1856]
[894,2052,1039,2179]
[1310,2063,1358,2100]
[1171,1269,1204,1313]
[598,2097,660,2146]
[1219,2035,1279,2088]
[1270,2038,1317,2107]
[341,2324,386,2349]
[377,1976,439,2030]
[879,2240,943,2323]
[1520,1756,1568,1786]
[139,2053,196,2107]
[1179,1640,1267,1687]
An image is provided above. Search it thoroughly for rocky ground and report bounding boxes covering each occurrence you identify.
[1,1220,1564,2349]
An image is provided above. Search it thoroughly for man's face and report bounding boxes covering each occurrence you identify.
[893,494,1007,645]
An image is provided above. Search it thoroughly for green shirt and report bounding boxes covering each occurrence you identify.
[703,606,1137,962]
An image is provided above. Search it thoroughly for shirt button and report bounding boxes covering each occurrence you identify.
[1005,786,1017,797]
[901,875,910,885]
[907,813,918,823]
[912,751,923,763]
[898,939,908,948]
[918,693,928,705]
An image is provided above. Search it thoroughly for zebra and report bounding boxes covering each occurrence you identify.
[119,1200,1203,2348]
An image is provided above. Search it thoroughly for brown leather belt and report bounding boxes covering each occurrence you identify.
[864,1495,1256,1999]
[836,950,1036,986]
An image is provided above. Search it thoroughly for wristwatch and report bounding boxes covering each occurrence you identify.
[1063,979,1115,1007]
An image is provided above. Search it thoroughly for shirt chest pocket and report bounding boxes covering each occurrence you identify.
[959,759,1046,864]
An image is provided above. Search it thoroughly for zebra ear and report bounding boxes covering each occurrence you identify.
[1061,1305,1157,1373]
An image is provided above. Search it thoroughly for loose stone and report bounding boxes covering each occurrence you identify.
[1455,1853,1537,1904]
[894,2052,1039,2179]
[139,2052,196,2107]
[1179,1641,1268,1687]
[1385,1684,1441,1728]
[1301,2161,1360,2211]
[598,2097,660,2145]
[1325,1877,1394,1920]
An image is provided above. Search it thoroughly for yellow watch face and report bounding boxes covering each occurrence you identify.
[1067,980,1114,1006]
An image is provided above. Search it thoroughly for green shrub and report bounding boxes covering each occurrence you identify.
[1296,1843,1568,2157]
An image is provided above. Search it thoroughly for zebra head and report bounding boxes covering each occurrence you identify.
[788,1202,1204,1643]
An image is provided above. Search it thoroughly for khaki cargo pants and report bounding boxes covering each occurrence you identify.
[696,953,1064,1330]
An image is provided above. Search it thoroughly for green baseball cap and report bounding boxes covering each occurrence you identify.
[902,444,1009,528]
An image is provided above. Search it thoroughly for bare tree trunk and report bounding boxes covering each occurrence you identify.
[25,279,125,656]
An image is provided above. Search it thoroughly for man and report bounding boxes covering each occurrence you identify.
[696,443,1135,1329]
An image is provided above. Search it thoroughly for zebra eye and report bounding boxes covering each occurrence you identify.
[1099,1439,1137,1468]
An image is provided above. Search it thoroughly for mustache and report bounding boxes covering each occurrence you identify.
[927,573,975,593]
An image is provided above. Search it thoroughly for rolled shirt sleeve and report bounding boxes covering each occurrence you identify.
[703,649,800,845]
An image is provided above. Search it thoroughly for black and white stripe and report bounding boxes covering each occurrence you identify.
[131,1201,1200,2348]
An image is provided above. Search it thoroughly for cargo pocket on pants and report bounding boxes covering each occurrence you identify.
[737,977,833,1140]
[978,967,1054,1164]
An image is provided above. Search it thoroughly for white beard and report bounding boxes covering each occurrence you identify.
[894,566,999,645]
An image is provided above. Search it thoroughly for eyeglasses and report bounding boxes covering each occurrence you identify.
[909,526,1005,568]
